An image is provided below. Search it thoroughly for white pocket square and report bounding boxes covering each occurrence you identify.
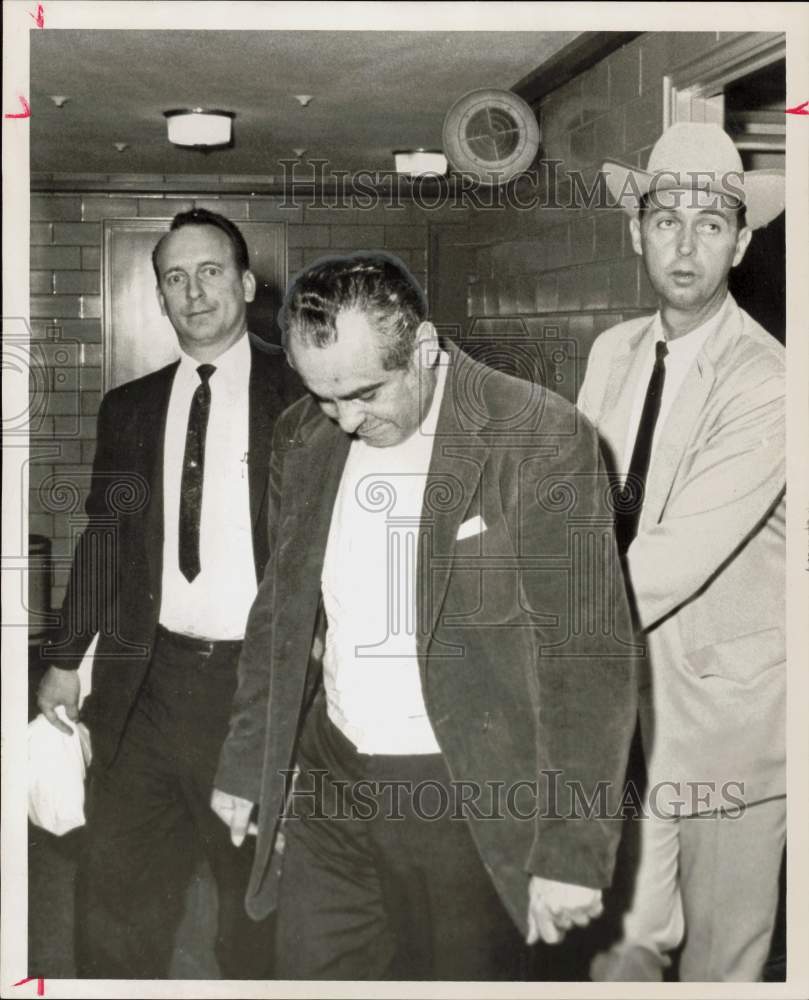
[456,515,487,541]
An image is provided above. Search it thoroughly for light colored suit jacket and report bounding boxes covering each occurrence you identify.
[578,296,785,814]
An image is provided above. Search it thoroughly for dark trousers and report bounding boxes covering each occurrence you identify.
[75,627,274,979]
[275,694,528,980]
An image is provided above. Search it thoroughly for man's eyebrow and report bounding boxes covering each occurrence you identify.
[161,259,224,276]
[646,205,731,218]
[313,380,387,403]
[342,380,385,401]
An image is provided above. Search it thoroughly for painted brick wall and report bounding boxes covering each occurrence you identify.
[28,30,738,608]
[463,32,734,361]
[28,189,469,608]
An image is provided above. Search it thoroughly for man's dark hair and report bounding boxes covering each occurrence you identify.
[637,190,747,231]
[152,208,250,281]
[279,252,428,371]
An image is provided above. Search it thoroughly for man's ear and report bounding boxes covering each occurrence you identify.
[732,226,753,268]
[156,284,167,316]
[242,269,257,304]
[413,321,440,369]
[629,216,644,257]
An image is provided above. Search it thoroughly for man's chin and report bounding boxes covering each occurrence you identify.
[359,434,389,448]
[659,284,708,310]
[358,426,397,448]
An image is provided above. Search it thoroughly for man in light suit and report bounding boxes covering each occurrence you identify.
[578,123,786,981]
[36,208,300,978]
[211,251,639,979]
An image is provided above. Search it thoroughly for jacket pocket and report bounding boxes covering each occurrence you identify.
[684,626,784,682]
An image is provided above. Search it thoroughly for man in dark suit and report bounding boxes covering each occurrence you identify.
[212,251,639,980]
[37,208,299,978]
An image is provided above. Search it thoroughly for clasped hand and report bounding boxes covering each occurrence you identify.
[526,876,603,945]
[210,789,258,846]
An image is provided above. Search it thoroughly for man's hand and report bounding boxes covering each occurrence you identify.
[526,876,603,945]
[37,666,81,735]
[210,788,256,847]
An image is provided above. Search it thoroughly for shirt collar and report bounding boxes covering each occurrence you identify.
[176,331,251,389]
[651,295,729,360]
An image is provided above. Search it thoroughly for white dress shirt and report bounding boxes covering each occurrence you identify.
[159,333,256,639]
[320,353,450,755]
[621,296,729,476]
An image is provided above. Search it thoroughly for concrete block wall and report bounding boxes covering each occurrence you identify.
[464,31,735,362]
[27,30,739,609]
[29,190,465,608]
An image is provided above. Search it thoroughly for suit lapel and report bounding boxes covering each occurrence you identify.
[640,301,743,528]
[598,319,656,470]
[141,361,178,605]
[274,413,350,608]
[418,347,488,661]
[247,343,289,579]
[641,355,716,529]
[247,348,274,535]
[265,417,349,753]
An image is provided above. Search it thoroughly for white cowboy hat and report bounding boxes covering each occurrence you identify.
[602,122,784,230]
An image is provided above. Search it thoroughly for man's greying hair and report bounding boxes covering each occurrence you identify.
[279,252,428,371]
[152,208,250,281]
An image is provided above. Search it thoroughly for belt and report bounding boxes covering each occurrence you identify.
[154,623,243,658]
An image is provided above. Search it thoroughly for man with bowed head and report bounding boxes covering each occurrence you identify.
[212,250,639,979]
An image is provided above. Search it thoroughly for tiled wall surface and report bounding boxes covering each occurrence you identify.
[462,32,734,359]
[28,30,737,609]
[28,192,469,607]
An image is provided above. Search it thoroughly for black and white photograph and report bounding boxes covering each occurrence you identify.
[2,2,808,996]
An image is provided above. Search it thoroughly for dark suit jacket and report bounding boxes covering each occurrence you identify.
[215,341,639,935]
[42,336,301,770]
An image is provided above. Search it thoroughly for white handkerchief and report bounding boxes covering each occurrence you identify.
[456,515,487,541]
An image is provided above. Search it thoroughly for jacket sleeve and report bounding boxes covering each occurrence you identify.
[626,357,785,631]
[519,416,639,889]
[213,416,287,804]
[40,391,120,670]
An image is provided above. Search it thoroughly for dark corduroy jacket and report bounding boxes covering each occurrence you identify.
[215,341,639,934]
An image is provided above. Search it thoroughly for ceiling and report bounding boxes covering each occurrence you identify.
[30,29,581,176]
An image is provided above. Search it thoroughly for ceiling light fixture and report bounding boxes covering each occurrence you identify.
[164,108,235,148]
[50,95,69,108]
[393,149,448,177]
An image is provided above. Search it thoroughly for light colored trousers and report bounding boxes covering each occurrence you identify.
[594,796,786,982]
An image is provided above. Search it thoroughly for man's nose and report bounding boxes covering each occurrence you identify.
[677,225,695,256]
[186,274,204,299]
[334,400,364,434]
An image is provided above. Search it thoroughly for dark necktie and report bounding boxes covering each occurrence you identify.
[179,363,216,582]
[616,340,668,554]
